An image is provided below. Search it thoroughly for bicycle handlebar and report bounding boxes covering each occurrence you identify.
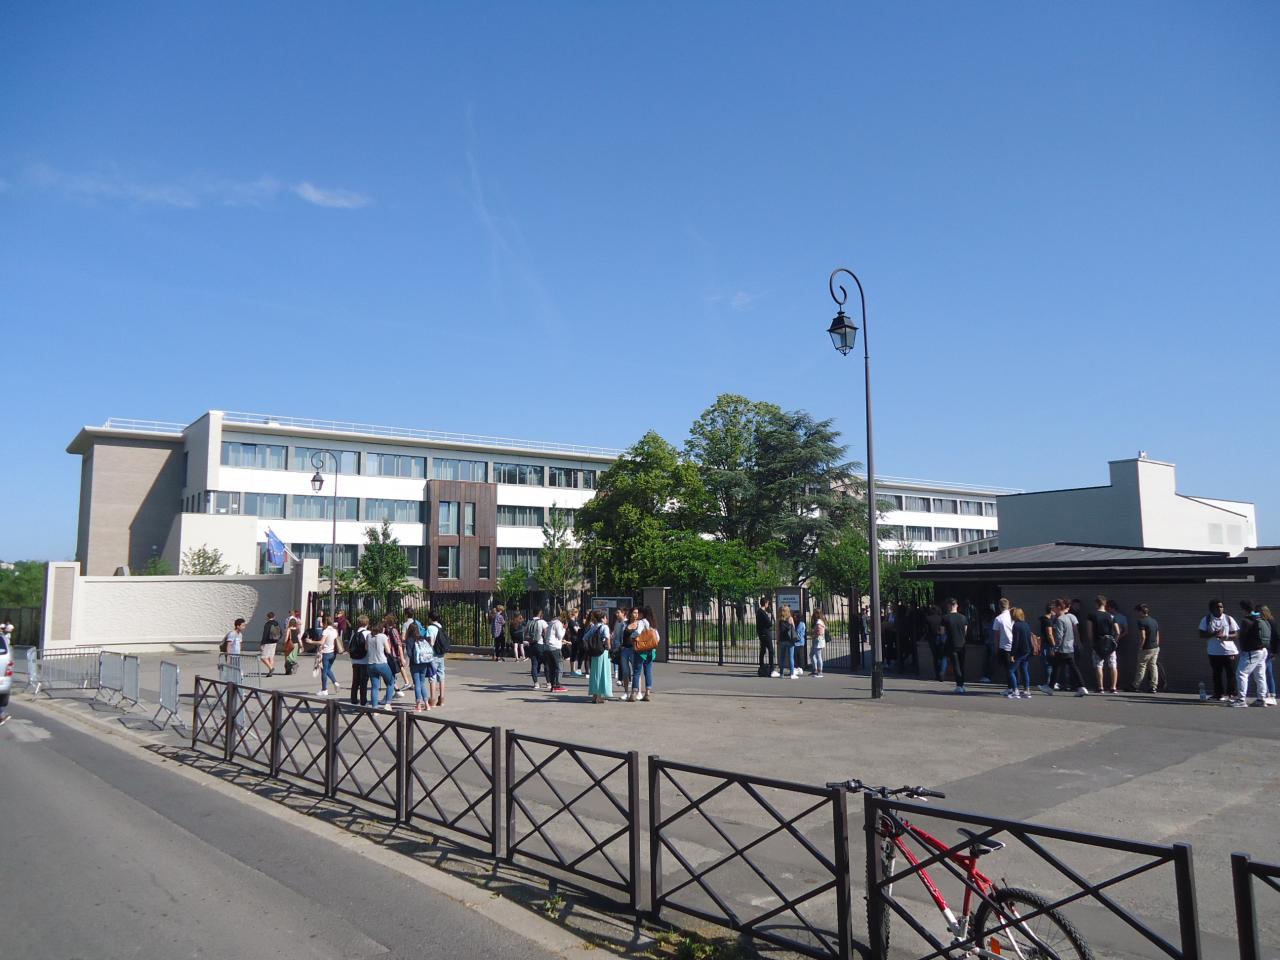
[825,778,946,800]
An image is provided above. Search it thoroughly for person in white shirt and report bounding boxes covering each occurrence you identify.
[527,609,548,690]
[1199,599,1240,701]
[544,611,567,692]
[221,618,245,665]
[993,598,1014,690]
[364,618,396,708]
[317,616,341,695]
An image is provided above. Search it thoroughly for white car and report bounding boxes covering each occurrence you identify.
[0,634,12,723]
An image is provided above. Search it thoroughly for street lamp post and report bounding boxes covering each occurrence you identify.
[310,450,341,621]
[827,267,884,699]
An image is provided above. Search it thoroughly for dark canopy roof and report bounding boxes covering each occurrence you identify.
[906,542,1280,584]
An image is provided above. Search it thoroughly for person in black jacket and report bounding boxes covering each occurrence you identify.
[756,598,777,677]
[259,612,282,676]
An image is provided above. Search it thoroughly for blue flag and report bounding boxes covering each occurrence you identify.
[266,528,286,567]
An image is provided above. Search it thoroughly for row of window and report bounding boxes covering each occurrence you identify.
[220,441,596,488]
[260,542,501,582]
[881,494,998,517]
[197,491,426,523]
[436,501,477,536]
[877,525,992,544]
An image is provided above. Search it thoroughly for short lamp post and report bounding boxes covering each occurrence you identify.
[310,449,341,620]
[827,267,884,699]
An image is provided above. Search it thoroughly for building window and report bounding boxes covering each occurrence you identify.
[905,525,933,542]
[497,547,540,573]
[294,447,359,475]
[548,466,575,488]
[550,507,576,529]
[497,504,544,527]
[437,545,459,580]
[983,501,998,517]
[880,494,903,510]
[464,502,476,536]
[401,546,421,578]
[292,495,358,521]
[221,441,286,470]
[493,462,545,486]
[959,499,983,516]
[877,525,904,541]
[903,495,931,513]
[291,543,358,570]
[438,501,459,535]
[933,526,959,542]
[210,491,241,515]
[364,452,426,478]
[581,470,597,490]
[932,498,958,514]
[432,458,488,482]
[961,528,986,542]
[243,492,285,519]
[366,499,422,523]
[478,546,491,580]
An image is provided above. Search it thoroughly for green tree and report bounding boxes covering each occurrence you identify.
[0,561,47,606]
[181,545,229,576]
[320,565,358,593]
[811,523,870,600]
[496,564,529,610]
[880,547,934,608]
[577,430,708,592]
[356,520,411,608]
[686,394,780,548]
[140,556,174,576]
[535,501,580,612]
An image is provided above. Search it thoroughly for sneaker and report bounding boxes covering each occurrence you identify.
[769,670,780,678]
[1250,699,1267,707]
[1004,691,1018,699]
[316,689,329,696]
[396,689,406,698]
[0,714,9,726]
[1075,688,1089,697]
[1019,691,1030,699]
[532,683,541,691]
[1265,698,1277,706]
[980,676,992,683]
[954,685,965,694]
[643,692,652,702]
[789,672,799,679]
[621,692,631,702]
[1052,683,1061,690]
[1037,684,1052,695]
[551,686,568,693]
[1228,698,1248,708]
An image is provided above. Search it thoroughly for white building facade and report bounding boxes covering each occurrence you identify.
[872,477,1012,559]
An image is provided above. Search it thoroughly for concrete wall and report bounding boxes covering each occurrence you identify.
[997,484,1140,551]
[41,559,319,652]
[77,437,185,574]
[161,512,261,577]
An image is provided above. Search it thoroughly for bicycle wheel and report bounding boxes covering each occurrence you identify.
[866,835,895,955]
[973,886,1093,960]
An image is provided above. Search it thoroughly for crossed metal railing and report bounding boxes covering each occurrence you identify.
[1232,853,1280,960]
[650,758,853,960]
[405,714,501,858]
[331,705,402,814]
[863,795,1201,960]
[229,685,275,769]
[191,677,231,750]
[505,732,641,908]
[275,692,333,790]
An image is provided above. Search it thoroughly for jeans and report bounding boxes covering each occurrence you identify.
[1267,653,1276,699]
[1054,651,1083,690]
[410,663,432,702]
[531,647,544,683]
[630,651,654,690]
[367,662,395,705]
[1237,649,1268,701]
[982,637,997,679]
[758,636,775,672]
[1009,654,1031,693]
[811,646,824,675]
[617,646,632,682]
[350,663,368,705]
[320,653,338,690]
[929,637,948,680]
[947,647,966,686]
[544,647,562,688]
[780,642,794,674]
[1209,653,1238,699]
[1133,647,1160,692]
[1041,649,1056,687]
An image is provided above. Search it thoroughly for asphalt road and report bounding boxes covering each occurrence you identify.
[0,702,561,960]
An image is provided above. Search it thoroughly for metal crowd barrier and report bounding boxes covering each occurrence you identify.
[218,655,261,688]
[153,660,182,729]
[98,652,125,703]
[31,647,103,696]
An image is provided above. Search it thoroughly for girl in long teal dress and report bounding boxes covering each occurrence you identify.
[587,610,614,703]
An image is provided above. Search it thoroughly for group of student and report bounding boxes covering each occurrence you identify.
[753,598,831,678]
[307,607,451,713]
[489,604,661,703]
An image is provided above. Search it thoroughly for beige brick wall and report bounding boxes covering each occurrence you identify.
[79,438,184,575]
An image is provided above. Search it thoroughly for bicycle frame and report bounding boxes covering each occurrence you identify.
[878,809,997,938]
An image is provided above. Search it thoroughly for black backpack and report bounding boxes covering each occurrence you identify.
[585,624,607,657]
[268,621,282,643]
[433,624,451,655]
[348,629,369,660]
[524,618,543,645]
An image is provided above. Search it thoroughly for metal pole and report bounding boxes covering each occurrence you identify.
[865,339,883,699]
[330,459,338,620]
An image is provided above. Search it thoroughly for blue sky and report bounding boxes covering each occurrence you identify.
[2,1,1277,559]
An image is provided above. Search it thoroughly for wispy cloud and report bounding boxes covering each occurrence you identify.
[706,289,766,311]
[292,181,370,209]
[19,163,370,210]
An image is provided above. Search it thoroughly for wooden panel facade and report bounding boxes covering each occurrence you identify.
[426,479,497,592]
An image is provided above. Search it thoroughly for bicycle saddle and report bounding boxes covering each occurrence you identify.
[956,827,1006,854]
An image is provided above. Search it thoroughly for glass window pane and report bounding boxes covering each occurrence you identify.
[478,546,491,579]
[464,502,476,536]
[904,496,930,512]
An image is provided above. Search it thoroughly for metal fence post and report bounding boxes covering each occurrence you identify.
[269,691,283,778]
[223,682,237,761]
[504,731,517,863]
[717,594,725,666]
[1232,853,1258,960]
[864,795,887,960]
[394,709,407,823]
[324,698,338,798]
[1172,842,1201,960]
[832,786,854,960]
[627,750,641,912]
[648,754,662,920]
[490,726,503,860]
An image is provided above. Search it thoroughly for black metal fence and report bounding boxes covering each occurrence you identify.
[0,605,41,647]
[192,677,230,752]
[275,692,331,790]
[1232,853,1280,960]
[650,757,853,960]
[863,794,1202,960]
[405,714,501,858]
[307,589,492,647]
[332,704,403,815]
[505,732,641,909]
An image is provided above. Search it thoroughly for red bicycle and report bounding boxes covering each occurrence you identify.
[836,780,1093,960]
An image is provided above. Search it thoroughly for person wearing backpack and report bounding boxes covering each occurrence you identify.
[259,611,282,677]
[283,612,301,676]
[585,610,613,703]
[427,610,452,707]
[348,615,371,706]
[526,609,548,690]
[1234,600,1273,707]
[365,619,397,709]
[1087,595,1120,694]
[405,619,435,712]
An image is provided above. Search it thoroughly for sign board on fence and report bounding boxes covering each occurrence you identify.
[591,597,634,616]
[776,589,801,612]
